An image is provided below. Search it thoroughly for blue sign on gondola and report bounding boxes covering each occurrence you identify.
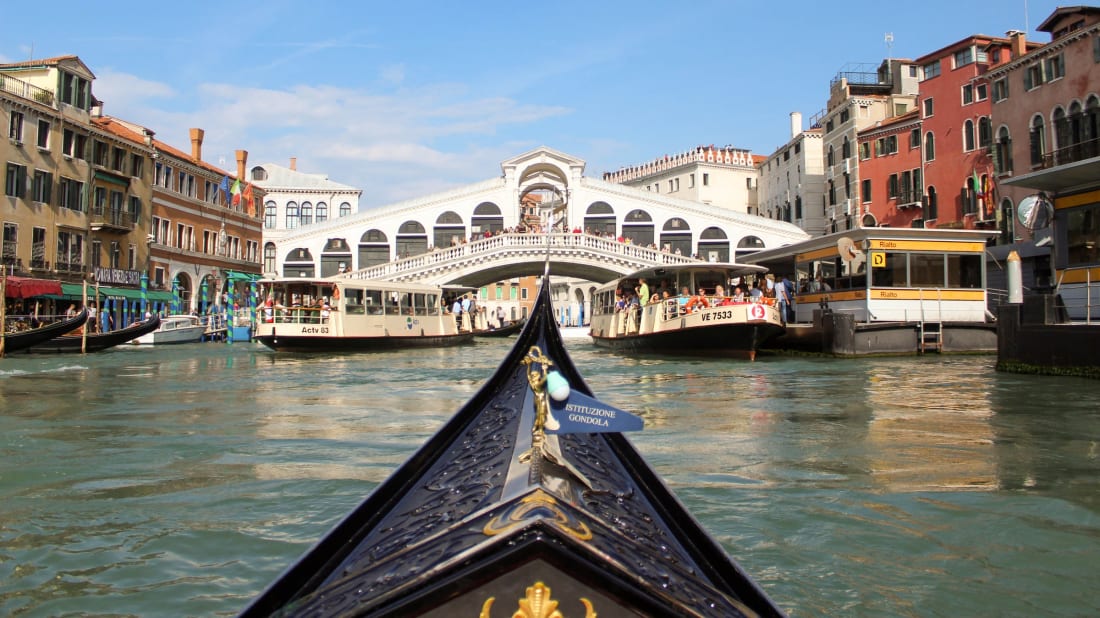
[546,390,644,434]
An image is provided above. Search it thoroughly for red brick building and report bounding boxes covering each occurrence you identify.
[856,109,923,228]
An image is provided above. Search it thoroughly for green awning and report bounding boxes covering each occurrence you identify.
[50,283,176,302]
[225,270,262,283]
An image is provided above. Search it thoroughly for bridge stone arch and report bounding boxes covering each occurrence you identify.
[472,202,503,234]
[623,208,654,245]
[358,229,389,268]
[660,217,692,255]
[583,201,615,236]
[396,220,427,259]
[698,226,730,262]
[320,238,352,276]
[283,247,315,277]
[736,235,765,260]
[433,211,466,248]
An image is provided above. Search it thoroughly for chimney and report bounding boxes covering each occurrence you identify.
[235,149,248,184]
[790,112,803,138]
[189,128,204,162]
[289,157,297,171]
[1006,30,1027,59]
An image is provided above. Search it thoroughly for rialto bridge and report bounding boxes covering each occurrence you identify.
[266,146,810,312]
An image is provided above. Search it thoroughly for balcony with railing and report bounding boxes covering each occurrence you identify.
[0,73,54,106]
[89,206,135,232]
[1041,137,1100,169]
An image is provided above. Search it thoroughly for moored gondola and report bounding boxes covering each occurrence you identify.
[241,274,785,617]
[25,315,161,353]
[473,317,526,337]
[0,308,88,355]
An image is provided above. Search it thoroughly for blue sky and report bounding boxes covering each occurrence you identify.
[3,0,1067,208]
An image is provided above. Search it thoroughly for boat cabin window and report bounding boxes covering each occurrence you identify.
[364,289,384,315]
[344,288,365,315]
[385,292,401,315]
[798,259,839,293]
[870,252,983,289]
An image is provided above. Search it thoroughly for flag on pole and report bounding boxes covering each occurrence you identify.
[218,176,230,205]
[230,177,242,206]
[972,170,981,193]
[242,183,255,216]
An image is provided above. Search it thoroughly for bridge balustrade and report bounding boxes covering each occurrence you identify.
[344,233,698,283]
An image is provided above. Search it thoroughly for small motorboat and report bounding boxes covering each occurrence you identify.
[130,314,206,345]
[240,271,784,617]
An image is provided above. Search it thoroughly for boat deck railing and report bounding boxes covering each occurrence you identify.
[1056,266,1098,324]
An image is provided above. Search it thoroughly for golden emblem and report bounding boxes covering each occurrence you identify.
[479,581,596,618]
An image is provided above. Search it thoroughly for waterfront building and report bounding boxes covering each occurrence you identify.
[912,34,1019,234]
[994,6,1100,322]
[855,109,924,229]
[818,59,920,233]
[250,158,361,275]
[601,144,761,216]
[1,55,262,327]
[1,55,160,328]
[757,112,827,236]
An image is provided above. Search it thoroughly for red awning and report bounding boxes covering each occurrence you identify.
[2,275,64,299]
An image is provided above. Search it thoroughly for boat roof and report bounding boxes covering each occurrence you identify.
[595,262,768,292]
[241,275,784,617]
[742,227,1000,271]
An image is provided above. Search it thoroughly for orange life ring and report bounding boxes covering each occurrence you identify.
[331,285,340,301]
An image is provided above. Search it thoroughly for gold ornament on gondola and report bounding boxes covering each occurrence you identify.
[478,581,596,618]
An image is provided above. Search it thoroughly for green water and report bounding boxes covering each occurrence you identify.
[1,341,1098,617]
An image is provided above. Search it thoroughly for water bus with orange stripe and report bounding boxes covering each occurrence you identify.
[743,228,999,355]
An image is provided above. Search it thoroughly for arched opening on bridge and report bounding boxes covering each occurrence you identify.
[584,202,615,236]
[736,236,765,261]
[698,227,730,262]
[472,202,503,235]
[660,217,692,256]
[396,221,428,258]
[320,238,353,276]
[283,247,315,277]
[434,211,467,248]
[359,229,389,268]
[622,209,654,245]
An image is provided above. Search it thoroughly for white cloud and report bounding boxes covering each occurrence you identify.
[92,70,572,205]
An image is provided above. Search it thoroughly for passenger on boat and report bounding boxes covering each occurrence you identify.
[732,286,746,303]
[684,289,710,313]
[636,278,650,306]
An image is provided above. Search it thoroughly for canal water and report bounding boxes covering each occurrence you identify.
[0,338,1098,617]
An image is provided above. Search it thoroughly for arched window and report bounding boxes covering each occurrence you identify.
[1069,100,1084,147]
[263,242,276,273]
[315,202,328,223]
[924,132,936,162]
[264,201,276,229]
[300,201,313,226]
[1053,107,1069,153]
[842,136,851,159]
[926,186,938,220]
[963,119,975,151]
[995,126,1013,174]
[339,202,352,217]
[827,145,835,166]
[285,201,299,229]
[1030,114,1046,166]
[978,117,992,148]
